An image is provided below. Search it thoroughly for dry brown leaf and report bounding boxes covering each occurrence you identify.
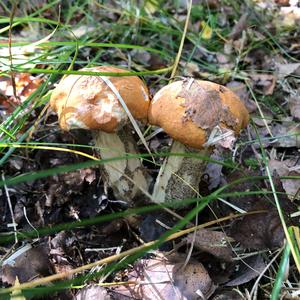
[0,73,42,103]
[1,244,53,285]
[75,285,111,300]
[288,94,300,120]
[185,228,234,262]
[250,73,276,95]
[272,122,300,148]
[226,81,257,113]
[268,159,300,200]
[111,255,216,300]
[225,255,266,286]
[228,13,248,40]
[276,62,300,79]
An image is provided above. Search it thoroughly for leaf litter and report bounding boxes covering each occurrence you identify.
[0,0,300,299]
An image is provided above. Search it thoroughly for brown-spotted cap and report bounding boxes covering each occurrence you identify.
[148,80,249,149]
[50,66,150,132]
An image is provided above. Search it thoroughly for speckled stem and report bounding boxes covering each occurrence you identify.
[152,141,210,203]
[93,126,149,204]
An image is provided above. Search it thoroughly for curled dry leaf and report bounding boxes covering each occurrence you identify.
[185,228,234,262]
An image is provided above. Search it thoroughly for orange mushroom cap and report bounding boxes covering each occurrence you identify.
[50,66,150,132]
[148,80,249,149]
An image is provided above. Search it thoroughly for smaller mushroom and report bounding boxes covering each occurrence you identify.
[50,66,150,204]
[148,79,249,203]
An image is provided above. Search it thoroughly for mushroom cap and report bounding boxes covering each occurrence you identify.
[50,66,150,132]
[148,80,249,149]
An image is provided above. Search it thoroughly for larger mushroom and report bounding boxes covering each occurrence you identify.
[148,79,249,203]
[50,66,150,204]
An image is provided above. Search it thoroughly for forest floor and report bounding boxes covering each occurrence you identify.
[0,0,299,299]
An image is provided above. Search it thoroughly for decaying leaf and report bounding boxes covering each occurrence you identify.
[226,81,257,113]
[279,5,300,27]
[212,290,245,300]
[230,197,298,250]
[272,122,300,148]
[268,159,300,200]
[110,255,216,300]
[0,73,42,102]
[288,94,300,120]
[225,255,266,286]
[185,228,234,262]
[1,243,53,285]
[204,149,225,190]
[276,62,300,79]
[75,285,111,300]
[250,73,276,95]
[228,13,248,40]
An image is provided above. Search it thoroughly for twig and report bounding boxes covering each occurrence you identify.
[170,0,193,79]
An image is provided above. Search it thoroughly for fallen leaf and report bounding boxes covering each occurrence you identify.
[111,255,216,300]
[228,13,248,40]
[1,243,53,285]
[272,122,300,148]
[268,159,300,200]
[212,290,245,300]
[75,285,111,300]
[200,21,213,40]
[226,81,257,113]
[276,62,300,79]
[288,94,300,120]
[204,148,225,190]
[279,6,300,27]
[185,228,234,261]
[0,73,42,103]
[250,73,276,95]
[225,255,266,286]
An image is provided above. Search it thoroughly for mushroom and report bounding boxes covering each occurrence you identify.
[50,66,150,204]
[148,79,249,203]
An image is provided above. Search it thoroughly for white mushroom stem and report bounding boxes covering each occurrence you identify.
[93,126,148,204]
[152,141,211,203]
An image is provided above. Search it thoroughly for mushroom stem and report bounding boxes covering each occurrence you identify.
[152,140,210,203]
[93,126,148,203]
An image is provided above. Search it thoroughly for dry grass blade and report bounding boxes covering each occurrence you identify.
[98,76,154,162]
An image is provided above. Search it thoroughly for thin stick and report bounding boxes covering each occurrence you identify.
[170,0,193,79]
